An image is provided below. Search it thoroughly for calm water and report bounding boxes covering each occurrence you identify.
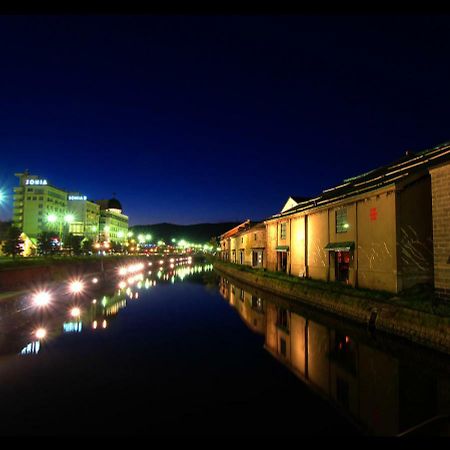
[0,258,448,436]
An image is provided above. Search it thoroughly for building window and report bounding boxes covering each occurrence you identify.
[280,223,287,240]
[336,377,350,410]
[277,308,289,331]
[280,338,286,357]
[336,208,348,233]
[251,296,262,311]
[254,233,257,240]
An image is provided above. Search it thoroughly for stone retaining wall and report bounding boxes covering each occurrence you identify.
[0,257,146,291]
[214,261,450,355]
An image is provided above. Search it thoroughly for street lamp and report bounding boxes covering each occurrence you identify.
[47,212,75,248]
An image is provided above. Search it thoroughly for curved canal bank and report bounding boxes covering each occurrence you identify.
[0,256,139,294]
[213,261,450,355]
[0,254,207,303]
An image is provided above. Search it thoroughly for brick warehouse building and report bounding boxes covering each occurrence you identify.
[264,142,450,294]
[430,157,450,298]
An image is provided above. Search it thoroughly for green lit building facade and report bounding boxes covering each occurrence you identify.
[96,199,129,244]
[13,172,69,239]
[13,172,129,245]
[67,193,101,241]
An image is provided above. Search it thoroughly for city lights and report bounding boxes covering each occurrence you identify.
[70,307,81,318]
[32,290,52,307]
[69,280,85,295]
[35,328,47,340]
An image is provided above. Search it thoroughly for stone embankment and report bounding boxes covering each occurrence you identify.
[0,256,147,300]
[214,261,450,355]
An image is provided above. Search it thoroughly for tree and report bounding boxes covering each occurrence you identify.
[81,238,93,255]
[110,240,123,254]
[65,233,83,256]
[1,226,23,258]
[37,231,58,256]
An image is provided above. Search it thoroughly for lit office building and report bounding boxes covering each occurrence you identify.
[96,198,129,244]
[13,172,69,239]
[12,172,104,244]
[67,193,100,241]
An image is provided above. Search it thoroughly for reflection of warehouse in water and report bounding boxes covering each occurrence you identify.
[219,276,450,436]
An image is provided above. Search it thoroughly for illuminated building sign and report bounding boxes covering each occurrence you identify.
[68,195,87,201]
[25,179,47,186]
[370,207,378,221]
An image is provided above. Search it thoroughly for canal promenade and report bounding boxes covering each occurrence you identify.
[213,260,450,355]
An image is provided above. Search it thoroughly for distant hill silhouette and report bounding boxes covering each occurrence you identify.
[130,222,243,243]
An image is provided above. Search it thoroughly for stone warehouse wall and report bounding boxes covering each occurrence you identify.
[214,261,450,355]
[431,164,450,298]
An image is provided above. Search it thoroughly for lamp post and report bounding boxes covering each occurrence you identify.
[94,241,110,276]
[47,213,75,250]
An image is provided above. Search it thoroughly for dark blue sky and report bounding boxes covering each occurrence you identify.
[0,14,449,225]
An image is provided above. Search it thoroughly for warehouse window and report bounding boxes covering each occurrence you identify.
[280,223,287,240]
[336,208,349,233]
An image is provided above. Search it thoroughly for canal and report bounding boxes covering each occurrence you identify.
[0,258,448,436]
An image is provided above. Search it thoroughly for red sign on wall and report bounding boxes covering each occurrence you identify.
[370,207,378,221]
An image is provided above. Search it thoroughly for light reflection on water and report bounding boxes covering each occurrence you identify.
[0,259,448,436]
[218,275,450,437]
[10,261,215,355]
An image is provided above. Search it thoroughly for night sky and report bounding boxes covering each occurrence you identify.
[0,14,449,225]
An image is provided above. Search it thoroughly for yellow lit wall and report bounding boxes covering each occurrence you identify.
[290,313,307,376]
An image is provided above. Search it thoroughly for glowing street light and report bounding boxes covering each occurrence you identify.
[46,213,75,246]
